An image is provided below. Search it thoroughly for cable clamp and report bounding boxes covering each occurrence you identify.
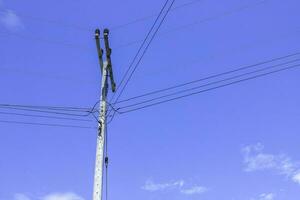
[105,156,109,167]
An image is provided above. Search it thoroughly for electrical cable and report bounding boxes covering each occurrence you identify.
[0,106,95,117]
[113,0,268,50]
[106,102,121,114]
[0,0,266,52]
[110,0,202,31]
[104,0,265,122]
[0,119,96,129]
[104,0,175,124]
[109,0,172,103]
[114,53,300,104]
[118,60,300,110]
[106,109,117,125]
[0,110,94,122]
[159,0,268,36]
[105,0,175,124]
[0,0,201,34]
[118,63,300,114]
[0,103,94,112]
[111,0,176,105]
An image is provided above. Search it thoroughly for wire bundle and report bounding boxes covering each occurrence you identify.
[109,52,300,114]
[0,104,98,129]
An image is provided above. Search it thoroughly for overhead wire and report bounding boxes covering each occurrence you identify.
[0,106,94,117]
[109,0,172,103]
[0,103,99,118]
[0,0,199,51]
[0,110,94,122]
[0,0,282,122]
[105,0,175,124]
[113,0,268,50]
[110,0,202,31]
[0,0,202,33]
[0,103,94,111]
[114,53,300,104]
[3,54,298,124]
[0,0,266,52]
[159,0,268,36]
[118,59,300,110]
[0,101,103,128]
[111,0,176,105]
[117,61,300,114]
[106,108,118,125]
[105,0,269,121]
[0,119,96,129]
[0,103,99,128]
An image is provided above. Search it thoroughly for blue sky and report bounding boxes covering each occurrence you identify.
[1,0,300,200]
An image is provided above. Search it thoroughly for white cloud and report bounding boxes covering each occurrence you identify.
[12,193,84,200]
[180,186,208,195]
[242,143,277,171]
[0,9,23,30]
[142,179,208,195]
[14,194,31,200]
[254,193,276,200]
[292,172,300,184]
[242,143,300,185]
[142,180,184,191]
[250,193,276,200]
[41,193,84,200]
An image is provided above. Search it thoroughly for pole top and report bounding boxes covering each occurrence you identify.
[104,28,109,36]
[95,29,100,37]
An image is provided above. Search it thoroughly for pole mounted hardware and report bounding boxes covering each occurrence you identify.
[95,29,104,74]
[103,29,116,93]
[93,28,116,200]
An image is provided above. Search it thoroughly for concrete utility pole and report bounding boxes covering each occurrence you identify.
[93,28,115,200]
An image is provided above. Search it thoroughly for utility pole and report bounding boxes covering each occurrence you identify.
[93,28,116,200]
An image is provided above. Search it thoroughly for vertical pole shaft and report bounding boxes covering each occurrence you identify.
[93,61,108,200]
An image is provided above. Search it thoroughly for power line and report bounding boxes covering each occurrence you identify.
[0,103,94,112]
[105,0,175,124]
[113,0,268,50]
[109,0,172,104]
[0,0,201,34]
[118,59,300,110]
[0,0,199,50]
[111,0,175,105]
[0,111,93,122]
[0,106,95,117]
[105,0,287,121]
[110,0,202,31]
[0,103,101,124]
[114,53,300,104]
[106,108,118,125]
[118,62,300,114]
[0,119,96,129]
[0,0,266,52]
[159,0,268,36]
